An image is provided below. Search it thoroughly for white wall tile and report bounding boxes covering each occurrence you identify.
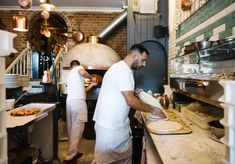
[196,34,205,42]
[233,27,235,35]
[210,34,219,41]
[176,3,235,42]
[184,41,190,46]
[213,24,225,35]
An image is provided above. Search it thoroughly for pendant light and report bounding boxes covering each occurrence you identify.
[40,0,56,11]
[12,12,29,32]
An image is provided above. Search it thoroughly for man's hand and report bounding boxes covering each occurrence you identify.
[91,77,97,83]
[134,88,143,97]
[134,111,143,124]
[90,80,98,87]
[151,107,167,119]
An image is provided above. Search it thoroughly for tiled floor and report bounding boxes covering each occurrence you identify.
[58,120,95,164]
[58,139,95,164]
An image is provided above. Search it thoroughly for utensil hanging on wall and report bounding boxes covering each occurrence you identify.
[72,31,84,42]
[181,0,192,11]
[18,0,32,9]
[62,31,84,43]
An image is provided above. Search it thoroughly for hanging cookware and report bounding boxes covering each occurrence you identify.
[192,41,214,50]
[72,31,84,42]
[181,0,192,11]
[18,0,32,9]
[184,44,196,54]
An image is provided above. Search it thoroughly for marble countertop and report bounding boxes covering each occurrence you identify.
[6,103,56,129]
[143,109,225,164]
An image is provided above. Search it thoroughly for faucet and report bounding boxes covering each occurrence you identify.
[15,92,28,104]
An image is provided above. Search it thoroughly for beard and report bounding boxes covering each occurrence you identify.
[131,59,143,70]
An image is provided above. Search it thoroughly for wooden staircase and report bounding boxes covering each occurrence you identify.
[5,43,67,93]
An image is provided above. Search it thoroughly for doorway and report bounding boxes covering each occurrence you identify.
[134,40,168,93]
[28,13,68,79]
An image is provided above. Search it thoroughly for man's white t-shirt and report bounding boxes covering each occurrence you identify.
[66,65,86,101]
[93,60,134,129]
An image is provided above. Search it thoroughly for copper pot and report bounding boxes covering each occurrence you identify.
[184,44,196,54]
[72,31,84,42]
[87,36,100,43]
[159,95,170,108]
[181,0,192,11]
[192,41,214,50]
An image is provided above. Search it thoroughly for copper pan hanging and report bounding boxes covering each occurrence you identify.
[18,0,32,9]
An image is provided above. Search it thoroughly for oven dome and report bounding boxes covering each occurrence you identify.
[62,42,121,69]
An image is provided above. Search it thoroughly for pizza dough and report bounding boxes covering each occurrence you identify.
[147,121,183,134]
[139,91,168,120]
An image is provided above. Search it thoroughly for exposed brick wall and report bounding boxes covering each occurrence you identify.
[0,10,127,67]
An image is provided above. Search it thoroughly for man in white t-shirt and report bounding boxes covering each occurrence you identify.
[92,44,166,164]
[64,60,97,162]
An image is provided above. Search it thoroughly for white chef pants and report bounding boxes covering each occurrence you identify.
[92,123,133,164]
[65,99,87,160]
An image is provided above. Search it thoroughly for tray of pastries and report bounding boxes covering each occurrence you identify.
[10,108,41,116]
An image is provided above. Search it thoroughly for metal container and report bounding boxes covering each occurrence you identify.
[208,120,225,139]
[192,41,214,50]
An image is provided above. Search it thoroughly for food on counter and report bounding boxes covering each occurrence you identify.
[147,121,183,134]
[10,108,41,116]
[181,102,223,129]
[211,72,235,80]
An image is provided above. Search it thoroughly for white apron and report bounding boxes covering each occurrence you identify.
[93,123,133,164]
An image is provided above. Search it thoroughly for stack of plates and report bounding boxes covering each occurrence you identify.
[4,74,19,88]
[19,75,30,87]
[218,80,235,163]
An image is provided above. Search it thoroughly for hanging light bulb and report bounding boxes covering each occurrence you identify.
[40,0,56,11]
[41,10,50,20]
[12,12,29,32]
[42,28,51,37]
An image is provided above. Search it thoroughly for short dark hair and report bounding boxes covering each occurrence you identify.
[128,44,149,55]
[70,60,80,68]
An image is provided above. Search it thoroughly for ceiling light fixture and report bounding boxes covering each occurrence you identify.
[12,12,29,32]
[40,0,56,11]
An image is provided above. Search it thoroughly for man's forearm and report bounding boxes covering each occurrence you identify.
[128,95,154,113]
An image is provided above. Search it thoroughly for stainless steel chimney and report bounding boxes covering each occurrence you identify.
[98,10,127,41]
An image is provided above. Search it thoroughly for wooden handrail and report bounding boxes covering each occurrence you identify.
[49,47,65,73]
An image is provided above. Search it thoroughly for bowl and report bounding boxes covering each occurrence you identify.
[208,120,225,139]
[192,41,214,50]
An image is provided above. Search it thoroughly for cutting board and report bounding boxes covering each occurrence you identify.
[144,110,192,135]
